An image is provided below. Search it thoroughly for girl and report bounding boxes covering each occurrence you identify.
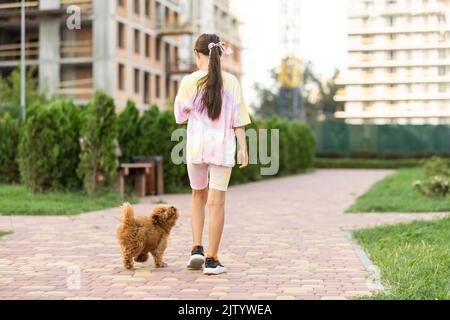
[174,34,251,275]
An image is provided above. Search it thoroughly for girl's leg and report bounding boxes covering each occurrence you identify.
[187,164,209,247]
[190,188,208,246]
[207,165,232,258]
[207,188,226,257]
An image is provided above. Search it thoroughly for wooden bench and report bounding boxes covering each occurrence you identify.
[117,163,154,197]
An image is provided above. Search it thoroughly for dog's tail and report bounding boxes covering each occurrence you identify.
[121,202,135,226]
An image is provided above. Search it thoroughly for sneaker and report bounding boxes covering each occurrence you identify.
[203,257,226,275]
[187,245,205,270]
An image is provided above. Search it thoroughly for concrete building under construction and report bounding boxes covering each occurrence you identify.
[0,0,243,110]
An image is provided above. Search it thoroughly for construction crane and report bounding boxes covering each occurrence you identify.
[278,0,304,121]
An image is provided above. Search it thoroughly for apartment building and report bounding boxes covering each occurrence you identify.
[0,0,243,111]
[177,0,242,78]
[335,0,450,124]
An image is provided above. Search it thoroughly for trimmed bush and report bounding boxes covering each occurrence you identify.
[0,113,20,183]
[314,157,449,169]
[139,105,161,157]
[231,117,263,185]
[18,100,81,192]
[118,100,141,163]
[413,157,450,198]
[230,117,315,184]
[139,107,189,193]
[77,91,118,194]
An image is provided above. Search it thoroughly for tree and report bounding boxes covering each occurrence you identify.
[0,66,47,119]
[308,69,345,120]
[0,113,20,183]
[251,62,344,123]
[18,100,82,192]
[77,91,119,194]
[118,100,141,162]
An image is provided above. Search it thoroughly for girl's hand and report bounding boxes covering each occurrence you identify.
[238,149,248,169]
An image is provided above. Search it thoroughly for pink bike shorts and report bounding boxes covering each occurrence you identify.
[187,164,233,192]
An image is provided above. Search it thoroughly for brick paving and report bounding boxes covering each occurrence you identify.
[0,169,447,300]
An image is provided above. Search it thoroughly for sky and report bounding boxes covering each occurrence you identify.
[231,0,348,106]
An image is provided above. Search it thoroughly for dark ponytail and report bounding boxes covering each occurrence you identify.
[194,34,223,121]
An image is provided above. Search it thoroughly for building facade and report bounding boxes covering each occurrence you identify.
[177,0,242,79]
[335,0,450,124]
[0,0,243,111]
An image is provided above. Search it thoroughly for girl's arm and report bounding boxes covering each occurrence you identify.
[235,126,248,169]
[174,78,191,124]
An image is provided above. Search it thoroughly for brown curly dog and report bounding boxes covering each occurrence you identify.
[117,202,179,270]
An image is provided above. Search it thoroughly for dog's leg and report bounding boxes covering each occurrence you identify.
[122,251,134,270]
[151,237,168,268]
[135,252,149,263]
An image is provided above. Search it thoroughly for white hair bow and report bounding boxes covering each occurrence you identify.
[208,42,234,56]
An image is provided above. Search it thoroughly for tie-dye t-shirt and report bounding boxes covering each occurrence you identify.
[174,70,251,167]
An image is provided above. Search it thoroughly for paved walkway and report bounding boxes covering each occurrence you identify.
[0,170,447,300]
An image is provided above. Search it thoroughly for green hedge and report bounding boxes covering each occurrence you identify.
[312,120,450,159]
[313,158,450,169]
[0,113,20,183]
[118,100,141,163]
[1,91,316,194]
[230,117,315,185]
[77,91,118,194]
[19,99,81,192]
[138,106,189,193]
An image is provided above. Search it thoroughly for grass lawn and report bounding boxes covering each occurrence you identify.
[0,231,12,238]
[347,169,450,213]
[353,217,450,300]
[0,184,137,216]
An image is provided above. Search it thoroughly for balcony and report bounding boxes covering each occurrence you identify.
[348,25,450,35]
[335,109,450,120]
[60,40,92,59]
[0,41,39,61]
[348,59,450,69]
[58,78,93,101]
[166,57,196,75]
[156,22,194,38]
[348,42,450,52]
[0,0,92,18]
[336,76,450,85]
[334,92,450,102]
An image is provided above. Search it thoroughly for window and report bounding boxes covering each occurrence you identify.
[134,0,140,15]
[173,80,179,96]
[145,34,151,58]
[155,38,161,61]
[155,75,161,98]
[134,29,140,54]
[134,69,140,94]
[144,72,150,104]
[165,7,170,23]
[156,2,162,24]
[145,0,151,17]
[174,46,178,64]
[118,23,125,49]
[363,102,373,111]
[386,16,395,27]
[165,76,170,98]
[118,64,125,90]
[388,50,396,60]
